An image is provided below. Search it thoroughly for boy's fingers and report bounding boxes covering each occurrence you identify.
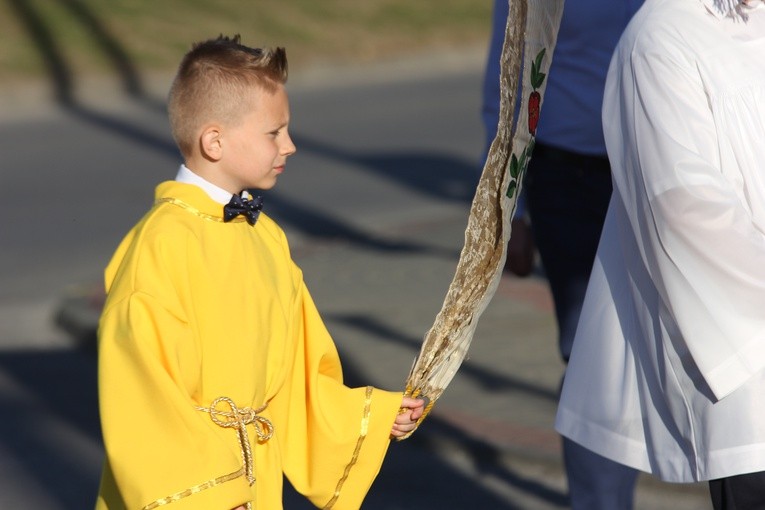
[395,410,414,424]
[401,396,429,409]
[395,396,430,437]
[390,426,407,438]
[390,428,407,438]
[400,396,420,408]
[392,421,417,433]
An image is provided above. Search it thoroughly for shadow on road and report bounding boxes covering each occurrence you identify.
[291,133,480,204]
[0,350,101,508]
[6,0,161,108]
[0,343,566,509]
[331,312,558,401]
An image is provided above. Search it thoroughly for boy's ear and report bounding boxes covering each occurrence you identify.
[199,125,223,162]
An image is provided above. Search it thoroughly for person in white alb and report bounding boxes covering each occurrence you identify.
[554,0,765,507]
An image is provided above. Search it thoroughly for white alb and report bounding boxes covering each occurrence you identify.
[555,0,765,482]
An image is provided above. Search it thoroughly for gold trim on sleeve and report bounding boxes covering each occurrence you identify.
[142,467,245,509]
[322,385,374,510]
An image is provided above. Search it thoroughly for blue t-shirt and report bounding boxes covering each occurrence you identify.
[482,0,643,156]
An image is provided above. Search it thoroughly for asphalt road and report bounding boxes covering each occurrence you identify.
[0,52,486,349]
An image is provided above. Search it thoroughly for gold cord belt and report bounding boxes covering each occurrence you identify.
[141,397,273,510]
[196,396,274,487]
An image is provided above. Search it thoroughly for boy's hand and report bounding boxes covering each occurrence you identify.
[390,396,427,438]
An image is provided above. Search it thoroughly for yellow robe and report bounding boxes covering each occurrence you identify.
[96,182,402,510]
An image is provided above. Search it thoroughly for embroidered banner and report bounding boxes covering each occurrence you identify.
[401,0,566,437]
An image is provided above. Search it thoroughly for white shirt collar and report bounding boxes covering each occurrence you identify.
[174,164,234,205]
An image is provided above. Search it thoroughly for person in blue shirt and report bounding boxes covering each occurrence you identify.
[481,1,643,508]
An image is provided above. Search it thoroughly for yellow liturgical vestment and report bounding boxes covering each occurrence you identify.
[96,181,402,510]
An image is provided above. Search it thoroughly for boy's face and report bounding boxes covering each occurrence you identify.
[219,84,296,192]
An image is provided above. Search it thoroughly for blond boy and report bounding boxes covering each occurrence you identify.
[96,35,424,510]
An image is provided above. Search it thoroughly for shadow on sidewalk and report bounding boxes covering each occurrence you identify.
[0,349,101,508]
[0,344,567,509]
[331,312,558,401]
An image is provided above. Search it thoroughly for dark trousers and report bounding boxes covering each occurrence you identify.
[525,143,638,509]
[524,143,612,362]
[710,472,765,510]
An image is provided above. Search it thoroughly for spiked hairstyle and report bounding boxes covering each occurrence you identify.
[168,35,288,158]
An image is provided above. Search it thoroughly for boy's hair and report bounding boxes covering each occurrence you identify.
[168,34,288,158]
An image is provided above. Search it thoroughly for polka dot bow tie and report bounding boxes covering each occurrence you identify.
[223,193,264,226]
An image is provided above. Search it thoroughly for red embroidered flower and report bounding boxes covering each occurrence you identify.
[528,91,541,136]
[528,49,547,136]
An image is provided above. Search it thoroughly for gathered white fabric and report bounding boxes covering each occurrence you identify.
[709,0,765,19]
[555,0,765,483]
[713,0,743,14]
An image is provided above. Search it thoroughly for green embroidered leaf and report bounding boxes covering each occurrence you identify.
[506,179,517,198]
[532,72,546,90]
[510,153,520,179]
[530,48,547,89]
[534,48,546,71]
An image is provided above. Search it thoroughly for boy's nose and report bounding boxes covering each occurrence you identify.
[282,134,296,156]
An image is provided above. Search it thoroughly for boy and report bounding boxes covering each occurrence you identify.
[96,35,424,510]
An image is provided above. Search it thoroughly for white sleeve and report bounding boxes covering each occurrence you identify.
[604,38,765,400]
